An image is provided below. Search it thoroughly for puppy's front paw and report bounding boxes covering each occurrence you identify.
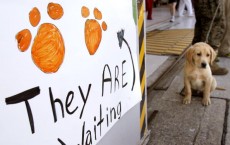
[202,98,211,106]
[183,96,191,104]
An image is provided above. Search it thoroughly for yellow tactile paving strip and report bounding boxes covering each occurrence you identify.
[146,29,194,55]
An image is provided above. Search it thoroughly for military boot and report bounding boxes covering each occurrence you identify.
[211,62,228,75]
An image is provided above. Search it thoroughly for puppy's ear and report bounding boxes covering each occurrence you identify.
[186,45,195,65]
[209,46,217,65]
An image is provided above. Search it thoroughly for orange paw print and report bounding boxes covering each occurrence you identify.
[15,2,65,73]
[81,6,107,55]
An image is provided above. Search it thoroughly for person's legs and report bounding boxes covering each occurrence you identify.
[219,0,230,56]
[169,2,177,22]
[146,0,153,20]
[177,0,185,16]
[184,0,193,16]
[208,18,225,50]
[199,18,227,75]
[192,0,228,75]
[171,2,177,16]
[176,0,180,10]
[192,20,201,44]
[192,1,201,44]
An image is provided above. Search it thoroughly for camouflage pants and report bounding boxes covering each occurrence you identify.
[192,0,225,50]
[219,0,230,55]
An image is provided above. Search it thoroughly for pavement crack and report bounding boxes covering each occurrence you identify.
[221,100,229,145]
[192,107,206,145]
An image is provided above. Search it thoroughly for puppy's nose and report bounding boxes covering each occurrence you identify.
[201,62,207,68]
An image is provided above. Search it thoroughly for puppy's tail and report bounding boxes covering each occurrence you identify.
[216,87,226,91]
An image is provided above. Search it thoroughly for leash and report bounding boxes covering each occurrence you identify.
[205,1,221,43]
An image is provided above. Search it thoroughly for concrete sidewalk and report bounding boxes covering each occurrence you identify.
[146,6,230,145]
[147,57,230,145]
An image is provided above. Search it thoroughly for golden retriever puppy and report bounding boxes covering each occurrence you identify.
[183,42,217,106]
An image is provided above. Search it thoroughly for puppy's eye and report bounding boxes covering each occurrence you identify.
[197,53,201,56]
[207,54,210,57]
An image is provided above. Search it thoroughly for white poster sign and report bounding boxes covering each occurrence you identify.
[0,0,141,145]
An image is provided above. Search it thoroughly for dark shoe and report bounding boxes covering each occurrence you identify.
[219,53,230,58]
[211,62,228,75]
[214,57,220,62]
[170,16,175,22]
[147,17,152,20]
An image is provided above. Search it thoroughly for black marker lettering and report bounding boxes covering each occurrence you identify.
[82,121,85,145]
[122,60,127,88]
[5,86,40,134]
[79,84,92,119]
[102,64,112,96]
[114,65,119,92]
[97,104,104,136]
[110,107,116,122]
[117,29,136,91]
[57,138,66,145]
[94,116,97,140]
[106,107,109,127]
[65,91,78,115]
[117,101,122,119]
[49,87,64,123]
[86,130,92,145]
